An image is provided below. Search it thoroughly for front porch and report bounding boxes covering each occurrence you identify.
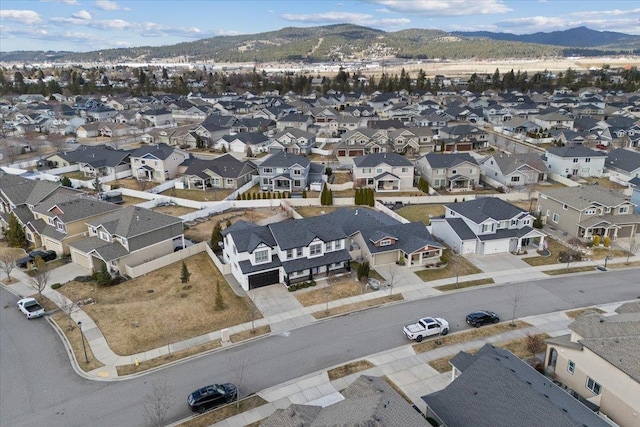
[375,172,400,192]
[447,174,473,192]
[284,260,350,287]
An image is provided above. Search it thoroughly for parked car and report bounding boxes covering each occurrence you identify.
[403,317,449,342]
[16,250,57,268]
[17,298,45,319]
[466,310,500,327]
[188,383,237,413]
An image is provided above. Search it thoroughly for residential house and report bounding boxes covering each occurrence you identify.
[222,207,442,290]
[335,128,389,157]
[417,152,480,192]
[30,192,123,254]
[352,153,415,192]
[129,143,189,182]
[258,151,323,193]
[545,301,640,427]
[605,148,640,181]
[179,154,256,190]
[423,344,610,427]
[136,107,175,128]
[99,122,130,138]
[276,113,313,132]
[437,124,489,151]
[76,121,102,138]
[232,117,276,133]
[536,185,639,242]
[268,128,316,155]
[46,145,131,179]
[388,127,435,155]
[629,177,640,214]
[534,111,575,130]
[430,198,545,255]
[480,153,550,188]
[140,125,197,148]
[543,146,607,178]
[261,375,429,426]
[215,132,271,154]
[68,205,184,275]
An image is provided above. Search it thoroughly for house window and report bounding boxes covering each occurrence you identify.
[376,168,383,173]
[325,242,332,251]
[99,230,110,241]
[482,223,492,232]
[451,169,457,174]
[585,158,591,163]
[293,169,302,176]
[585,209,595,215]
[362,168,371,174]
[619,206,629,214]
[379,239,392,246]
[511,176,520,183]
[309,243,322,257]
[552,213,559,223]
[335,240,343,249]
[605,207,611,213]
[296,248,303,257]
[586,377,601,395]
[254,249,269,264]
[286,249,294,259]
[572,158,579,163]
[567,360,575,374]
[401,167,408,173]
[263,168,272,174]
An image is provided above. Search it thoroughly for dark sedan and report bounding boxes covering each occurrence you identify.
[16,250,57,268]
[188,383,237,413]
[466,310,500,327]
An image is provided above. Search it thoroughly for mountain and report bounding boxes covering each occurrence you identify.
[451,26,640,49]
[1,24,638,64]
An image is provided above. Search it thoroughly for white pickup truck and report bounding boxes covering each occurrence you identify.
[17,298,45,319]
[403,317,449,342]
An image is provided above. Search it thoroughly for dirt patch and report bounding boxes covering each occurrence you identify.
[544,266,596,275]
[331,171,353,185]
[294,278,371,307]
[396,204,445,225]
[229,325,271,343]
[328,360,375,381]
[151,204,198,217]
[57,253,262,355]
[184,208,278,242]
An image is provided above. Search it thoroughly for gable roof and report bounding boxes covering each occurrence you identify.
[446,198,528,223]
[0,174,62,207]
[540,185,631,210]
[32,193,122,223]
[484,153,550,175]
[130,143,178,160]
[86,205,182,238]
[260,151,310,168]
[422,152,479,168]
[222,220,277,253]
[605,148,640,173]
[49,145,131,168]
[183,154,256,179]
[423,344,609,427]
[353,152,413,168]
[546,146,607,158]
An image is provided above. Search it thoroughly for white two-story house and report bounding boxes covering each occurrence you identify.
[431,198,545,255]
[130,143,189,182]
[543,146,606,178]
[258,151,324,193]
[352,153,415,192]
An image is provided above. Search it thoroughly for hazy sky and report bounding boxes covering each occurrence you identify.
[1,0,639,53]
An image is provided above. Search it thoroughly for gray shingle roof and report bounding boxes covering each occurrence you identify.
[485,152,550,175]
[221,132,270,145]
[260,151,310,168]
[568,302,640,382]
[281,249,351,274]
[50,145,131,168]
[446,197,527,223]
[223,220,277,253]
[423,344,610,427]
[32,193,122,223]
[269,215,348,251]
[422,152,479,169]
[440,217,477,240]
[183,154,255,179]
[86,205,182,239]
[540,185,631,210]
[360,222,442,255]
[546,146,607,158]
[0,174,61,207]
[353,152,413,168]
[605,148,640,173]
[130,143,177,160]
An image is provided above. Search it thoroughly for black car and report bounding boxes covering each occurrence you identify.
[466,310,500,327]
[188,383,237,413]
[16,250,57,268]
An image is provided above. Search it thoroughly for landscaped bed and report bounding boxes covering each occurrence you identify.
[57,253,262,356]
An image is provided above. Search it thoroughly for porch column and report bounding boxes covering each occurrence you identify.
[538,235,545,251]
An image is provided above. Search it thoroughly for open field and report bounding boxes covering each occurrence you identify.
[57,253,261,355]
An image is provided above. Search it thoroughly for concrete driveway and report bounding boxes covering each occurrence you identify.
[465,253,532,272]
[248,284,304,317]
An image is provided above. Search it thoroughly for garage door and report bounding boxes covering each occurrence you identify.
[71,249,92,269]
[248,269,280,289]
[374,251,398,266]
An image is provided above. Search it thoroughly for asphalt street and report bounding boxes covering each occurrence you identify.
[2,269,639,427]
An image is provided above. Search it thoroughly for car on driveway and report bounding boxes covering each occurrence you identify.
[466,310,500,327]
[188,383,237,413]
[16,250,57,268]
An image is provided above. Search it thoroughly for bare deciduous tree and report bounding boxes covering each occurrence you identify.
[142,377,175,427]
[385,266,398,297]
[525,333,546,364]
[509,285,527,327]
[56,294,79,331]
[626,238,640,264]
[49,134,67,153]
[0,248,20,281]
[230,350,250,409]
[30,256,51,297]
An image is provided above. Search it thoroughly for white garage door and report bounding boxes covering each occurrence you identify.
[374,251,398,266]
[71,249,92,269]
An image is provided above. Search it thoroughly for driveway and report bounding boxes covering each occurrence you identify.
[248,284,304,317]
[465,253,531,272]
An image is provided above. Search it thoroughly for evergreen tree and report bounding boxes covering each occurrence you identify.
[7,213,26,248]
[214,280,225,311]
[93,176,102,195]
[180,261,191,284]
[328,189,333,205]
[210,222,223,251]
[60,175,72,187]
[96,264,111,286]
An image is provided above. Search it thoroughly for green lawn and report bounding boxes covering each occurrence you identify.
[395,204,445,225]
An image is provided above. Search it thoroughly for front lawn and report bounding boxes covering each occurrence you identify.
[294,277,372,307]
[414,250,482,282]
[57,253,262,355]
[395,204,445,225]
[522,238,566,266]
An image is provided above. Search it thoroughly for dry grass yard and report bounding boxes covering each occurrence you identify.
[160,188,234,202]
[294,278,372,307]
[57,253,262,355]
[414,250,482,282]
[120,195,147,206]
[327,360,375,381]
[294,206,342,217]
[522,238,566,266]
[331,171,353,185]
[565,307,606,319]
[312,294,403,319]
[50,311,106,372]
[184,208,277,242]
[151,204,198,217]
[396,204,446,225]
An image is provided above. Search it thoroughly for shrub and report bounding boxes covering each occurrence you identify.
[603,236,611,247]
[51,283,62,289]
[75,275,94,282]
[592,235,601,246]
